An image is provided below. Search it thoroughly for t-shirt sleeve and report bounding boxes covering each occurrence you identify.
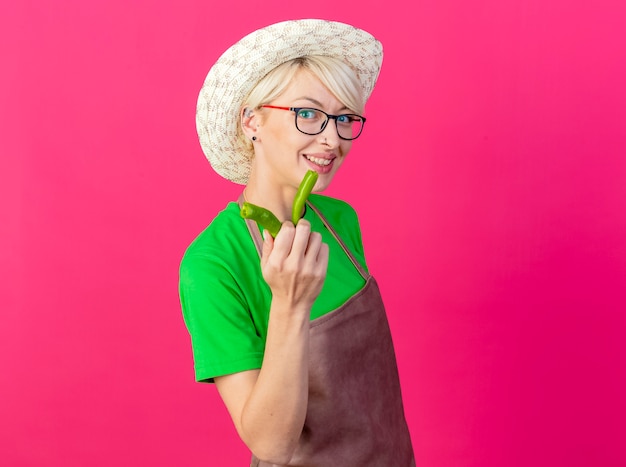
[179,251,265,383]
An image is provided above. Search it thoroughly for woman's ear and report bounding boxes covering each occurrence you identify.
[241,106,260,141]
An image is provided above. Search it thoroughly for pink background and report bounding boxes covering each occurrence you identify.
[2,1,625,466]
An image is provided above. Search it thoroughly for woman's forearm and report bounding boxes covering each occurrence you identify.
[238,300,310,463]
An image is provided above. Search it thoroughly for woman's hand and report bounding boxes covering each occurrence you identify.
[260,219,329,311]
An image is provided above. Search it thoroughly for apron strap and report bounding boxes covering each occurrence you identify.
[306,200,370,281]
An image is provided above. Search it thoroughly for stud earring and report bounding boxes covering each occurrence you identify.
[252,136,257,141]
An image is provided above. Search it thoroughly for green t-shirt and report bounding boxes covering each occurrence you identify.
[179,194,368,382]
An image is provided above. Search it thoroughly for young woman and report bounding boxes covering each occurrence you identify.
[180,19,414,466]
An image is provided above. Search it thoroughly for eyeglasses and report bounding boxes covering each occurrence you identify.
[261,105,366,141]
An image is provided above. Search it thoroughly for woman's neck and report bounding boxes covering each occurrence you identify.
[244,172,297,223]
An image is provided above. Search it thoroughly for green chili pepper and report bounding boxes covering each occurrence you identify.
[240,202,282,238]
[240,170,319,237]
[292,170,319,225]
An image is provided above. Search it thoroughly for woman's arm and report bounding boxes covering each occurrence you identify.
[214,219,328,464]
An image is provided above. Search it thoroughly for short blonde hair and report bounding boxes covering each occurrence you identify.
[238,55,364,157]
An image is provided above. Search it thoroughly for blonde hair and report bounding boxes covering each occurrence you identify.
[238,55,364,157]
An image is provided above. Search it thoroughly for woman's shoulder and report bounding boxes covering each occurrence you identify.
[181,202,250,263]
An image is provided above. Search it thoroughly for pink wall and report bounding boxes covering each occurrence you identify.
[2,1,625,465]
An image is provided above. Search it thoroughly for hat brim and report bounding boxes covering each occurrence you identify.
[196,19,383,184]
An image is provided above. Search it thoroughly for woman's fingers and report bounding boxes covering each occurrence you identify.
[260,229,275,269]
[290,220,313,258]
[315,242,329,272]
[304,231,321,258]
[269,221,296,262]
[266,220,317,263]
[260,219,328,307]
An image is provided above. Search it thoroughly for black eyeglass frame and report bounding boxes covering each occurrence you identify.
[261,105,367,141]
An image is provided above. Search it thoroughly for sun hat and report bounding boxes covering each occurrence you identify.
[196,19,383,184]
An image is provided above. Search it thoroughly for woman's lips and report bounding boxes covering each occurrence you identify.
[303,153,335,173]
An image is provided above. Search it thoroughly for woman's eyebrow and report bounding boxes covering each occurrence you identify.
[294,96,350,112]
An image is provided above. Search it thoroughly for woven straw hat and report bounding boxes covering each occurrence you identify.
[196,19,383,184]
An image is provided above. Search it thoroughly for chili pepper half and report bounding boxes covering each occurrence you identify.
[240,170,319,237]
[291,170,319,225]
[240,202,282,238]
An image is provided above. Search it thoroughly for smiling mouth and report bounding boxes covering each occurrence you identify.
[304,154,333,166]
